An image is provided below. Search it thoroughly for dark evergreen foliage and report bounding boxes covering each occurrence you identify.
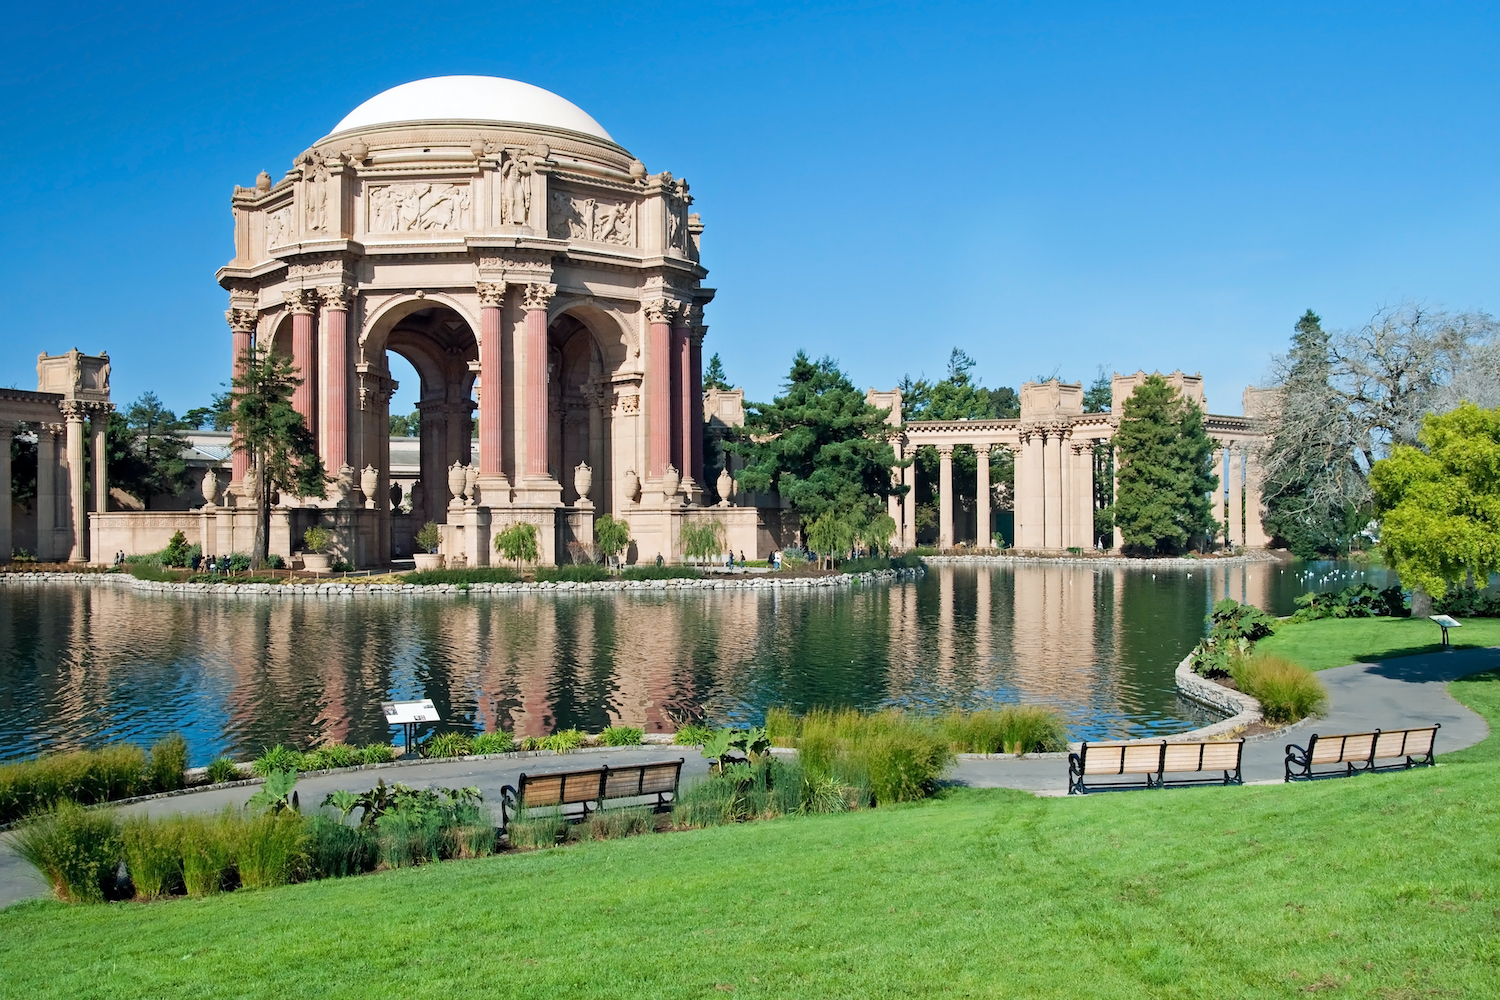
[1113,374,1219,554]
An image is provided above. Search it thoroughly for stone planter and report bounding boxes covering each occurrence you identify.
[302,553,332,573]
[413,552,444,571]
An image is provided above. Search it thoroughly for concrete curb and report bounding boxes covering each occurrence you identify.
[0,566,925,599]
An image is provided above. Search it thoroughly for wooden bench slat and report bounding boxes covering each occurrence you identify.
[1068,739,1243,793]
[1285,726,1439,781]
[501,758,686,830]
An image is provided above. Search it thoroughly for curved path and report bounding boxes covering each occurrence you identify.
[1,648,1493,908]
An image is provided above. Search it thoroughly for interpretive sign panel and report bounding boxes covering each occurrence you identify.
[383,700,440,724]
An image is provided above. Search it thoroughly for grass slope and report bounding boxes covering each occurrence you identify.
[3,678,1500,998]
[1255,615,1500,671]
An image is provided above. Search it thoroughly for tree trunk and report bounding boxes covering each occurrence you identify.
[253,453,270,569]
[1410,585,1433,618]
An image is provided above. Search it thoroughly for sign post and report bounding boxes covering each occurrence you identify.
[382,699,441,756]
[1429,614,1462,649]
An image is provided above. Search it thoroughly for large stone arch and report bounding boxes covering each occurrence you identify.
[546,304,630,512]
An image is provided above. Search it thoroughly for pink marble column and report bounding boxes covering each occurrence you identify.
[477,282,507,477]
[319,286,351,474]
[225,307,256,484]
[523,283,556,479]
[688,322,705,489]
[671,317,690,481]
[646,300,675,479]
[286,289,317,436]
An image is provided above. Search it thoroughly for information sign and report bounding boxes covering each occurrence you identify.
[382,700,440,724]
[1429,614,1463,648]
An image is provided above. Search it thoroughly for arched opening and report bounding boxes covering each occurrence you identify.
[547,311,614,513]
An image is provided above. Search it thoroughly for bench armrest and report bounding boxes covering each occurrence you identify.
[1284,740,1314,782]
[498,784,519,830]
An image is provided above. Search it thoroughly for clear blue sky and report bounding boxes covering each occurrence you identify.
[3,1,1497,418]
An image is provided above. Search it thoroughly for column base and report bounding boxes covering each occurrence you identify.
[475,473,513,507]
[512,476,563,507]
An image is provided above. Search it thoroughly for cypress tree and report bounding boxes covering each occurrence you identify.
[1113,374,1219,554]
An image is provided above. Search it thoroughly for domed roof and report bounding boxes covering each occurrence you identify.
[329,76,613,142]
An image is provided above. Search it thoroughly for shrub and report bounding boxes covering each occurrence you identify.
[778,708,953,805]
[226,553,252,573]
[506,814,567,849]
[1232,654,1329,724]
[835,554,918,574]
[177,813,235,896]
[303,526,331,554]
[620,565,702,581]
[673,724,713,746]
[494,522,540,565]
[266,553,286,570]
[146,734,188,792]
[599,726,644,747]
[540,729,585,752]
[251,745,303,776]
[301,743,363,771]
[414,521,442,555]
[1291,583,1387,623]
[424,731,475,758]
[358,743,397,764]
[0,744,148,824]
[1208,599,1277,643]
[938,707,1069,754]
[11,802,124,903]
[122,814,182,899]
[536,564,610,583]
[672,757,812,827]
[205,757,245,784]
[161,531,192,568]
[235,812,305,889]
[304,813,376,879]
[1434,583,1500,617]
[472,732,515,755]
[402,568,521,586]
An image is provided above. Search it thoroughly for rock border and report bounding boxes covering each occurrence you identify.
[925,551,1285,570]
[0,565,924,599]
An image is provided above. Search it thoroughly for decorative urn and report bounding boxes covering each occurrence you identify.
[201,467,219,507]
[242,466,260,501]
[661,464,681,503]
[573,462,593,502]
[463,464,479,502]
[447,462,467,504]
[361,465,379,508]
[717,467,733,507]
[623,469,640,503]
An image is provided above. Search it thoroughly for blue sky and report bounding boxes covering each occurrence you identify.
[3,1,1498,418]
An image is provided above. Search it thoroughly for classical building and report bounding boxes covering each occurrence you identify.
[213,76,762,567]
[894,372,1272,551]
[0,350,112,563]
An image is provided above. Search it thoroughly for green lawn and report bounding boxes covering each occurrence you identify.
[1,669,1499,999]
[1255,615,1500,671]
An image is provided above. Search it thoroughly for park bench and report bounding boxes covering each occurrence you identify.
[1284,725,1439,782]
[1067,739,1245,794]
[499,758,684,830]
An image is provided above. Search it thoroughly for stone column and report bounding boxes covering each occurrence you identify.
[646,300,675,480]
[476,282,510,493]
[522,282,556,479]
[1226,447,1243,547]
[1016,430,1045,549]
[226,307,256,487]
[902,448,916,549]
[1077,444,1096,549]
[91,408,109,514]
[0,421,12,561]
[36,424,56,560]
[64,402,86,562]
[1045,431,1064,549]
[319,286,352,475]
[937,445,954,550]
[689,322,705,491]
[976,446,992,549]
[285,288,318,434]
[671,310,691,490]
[1243,447,1270,547]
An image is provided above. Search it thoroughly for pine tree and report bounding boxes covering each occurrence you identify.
[703,353,731,392]
[1113,374,1219,554]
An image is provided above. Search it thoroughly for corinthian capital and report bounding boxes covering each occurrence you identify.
[319,284,353,310]
[476,281,508,307]
[225,307,258,333]
[522,282,556,311]
[676,302,700,328]
[283,287,317,315]
[60,400,87,421]
[644,299,678,325]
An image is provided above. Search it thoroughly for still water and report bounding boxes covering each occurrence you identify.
[0,561,1395,765]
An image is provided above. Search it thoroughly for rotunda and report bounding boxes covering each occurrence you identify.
[217,76,716,567]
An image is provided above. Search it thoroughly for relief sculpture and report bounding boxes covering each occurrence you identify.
[500,158,531,226]
[547,190,635,246]
[266,206,292,247]
[368,183,472,233]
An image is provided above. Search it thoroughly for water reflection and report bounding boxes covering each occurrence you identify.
[0,559,1396,764]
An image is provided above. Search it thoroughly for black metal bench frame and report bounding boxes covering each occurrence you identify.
[498,758,684,831]
[1284,725,1439,782]
[1068,739,1245,795]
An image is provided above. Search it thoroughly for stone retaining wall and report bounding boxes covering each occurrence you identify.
[0,566,924,599]
[925,551,1284,570]
[1173,653,1264,740]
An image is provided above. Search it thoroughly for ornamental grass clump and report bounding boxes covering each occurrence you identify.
[599,726,644,747]
[145,734,188,792]
[205,757,245,784]
[471,732,515,755]
[251,744,302,776]
[121,814,182,900]
[423,731,475,759]
[301,743,364,770]
[234,812,305,889]
[673,724,713,746]
[178,813,235,896]
[938,707,1069,755]
[10,802,125,903]
[304,814,376,879]
[0,743,148,824]
[1231,654,1329,724]
[506,814,567,849]
[783,708,952,805]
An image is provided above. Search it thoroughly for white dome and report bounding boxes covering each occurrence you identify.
[330,76,613,142]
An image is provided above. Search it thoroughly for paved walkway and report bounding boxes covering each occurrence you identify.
[1,649,1493,908]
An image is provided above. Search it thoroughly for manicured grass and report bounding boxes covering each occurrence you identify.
[1255,615,1500,671]
[3,713,1499,997]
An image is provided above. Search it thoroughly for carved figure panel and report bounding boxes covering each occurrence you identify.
[266,206,292,248]
[367,183,473,233]
[548,190,636,246]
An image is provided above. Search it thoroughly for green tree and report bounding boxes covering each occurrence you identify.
[1261,310,1369,557]
[731,352,904,537]
[229,346,327,567]
[1113,374,1220,555]
[109,393,190,509]
[594,514,631,569]
[183,389,234,432]
[389,409,420,437]
[1083,367,1112,413]
[494,521,540,566]
[703,353,731,392]
[1370,402,1500,600]
[680,520,726,561]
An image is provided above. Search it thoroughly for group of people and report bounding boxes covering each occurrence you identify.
[191,553,231,574]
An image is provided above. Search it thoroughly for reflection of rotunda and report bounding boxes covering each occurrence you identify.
[217,76,719,566]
